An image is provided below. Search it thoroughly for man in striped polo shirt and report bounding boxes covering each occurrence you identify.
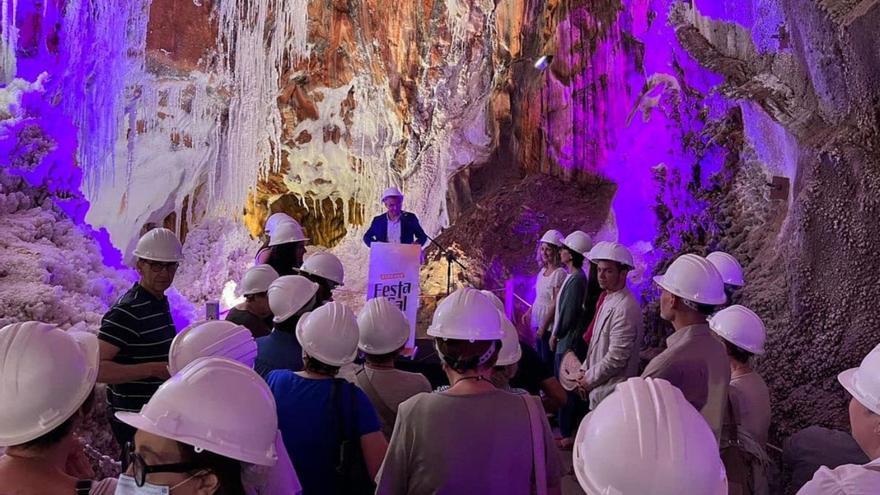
[97,228,184,449]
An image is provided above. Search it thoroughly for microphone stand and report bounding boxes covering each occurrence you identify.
[423,231,474,295]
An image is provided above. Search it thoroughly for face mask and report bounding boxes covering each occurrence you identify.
[114,473,198,495]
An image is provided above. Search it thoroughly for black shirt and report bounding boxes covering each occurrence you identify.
[510,339,554,395]
[98,283,175,413]
[225,307,272,338]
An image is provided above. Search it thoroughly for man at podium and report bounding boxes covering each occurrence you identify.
[363,187,428,247]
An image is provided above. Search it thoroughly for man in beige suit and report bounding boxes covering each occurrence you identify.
[576,242,643,409]
[641,253,731,443]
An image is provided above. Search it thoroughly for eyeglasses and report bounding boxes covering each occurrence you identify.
[141,260,179,273]
[123,442,199,487]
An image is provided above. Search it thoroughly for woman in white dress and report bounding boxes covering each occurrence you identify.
[523,230,567,368]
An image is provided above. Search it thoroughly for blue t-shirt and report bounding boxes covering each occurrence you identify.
[267,371,381,495]
[254,331,303,379]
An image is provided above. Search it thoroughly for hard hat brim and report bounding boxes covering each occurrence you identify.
[132,250,185,263]
[297,268,344,286]
[426,324,505,341]
[357,338,409,356]
[115,411,276,466]
[495,346,522,367]
[652,275,727,306]
[268,237,310,247]
[707,322,765,355]
[838,368,880,416]
[588,256,633,269]
[560,242,589,257]
[558,351,582,391]
[241,288,270,296]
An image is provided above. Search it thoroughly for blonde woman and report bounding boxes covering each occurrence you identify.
[523,230,567,367]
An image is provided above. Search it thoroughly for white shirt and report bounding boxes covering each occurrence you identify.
[530,267,567,331]
[797,458,880,495]
[387,215,402,244]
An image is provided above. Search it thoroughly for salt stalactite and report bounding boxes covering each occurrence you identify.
[212,0,310,216]
[0,0,18,82]
[88,72,229,254]
[55,0,152,197]
[279,75,404,227]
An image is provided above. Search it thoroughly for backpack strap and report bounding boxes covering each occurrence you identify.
[333,379,358,442]
[721,392,741,449]
[355,367,397,422]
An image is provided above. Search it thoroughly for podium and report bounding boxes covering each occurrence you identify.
[367,242,422,348]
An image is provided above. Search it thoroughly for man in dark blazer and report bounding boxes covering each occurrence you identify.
[363,187,428,247]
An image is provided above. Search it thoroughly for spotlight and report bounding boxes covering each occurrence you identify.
[534,55,553,71]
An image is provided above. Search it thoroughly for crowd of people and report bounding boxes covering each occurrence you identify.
[1,187,879,494]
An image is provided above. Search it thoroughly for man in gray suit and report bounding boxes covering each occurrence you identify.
[641,253,730,443]
[576,242,643,409]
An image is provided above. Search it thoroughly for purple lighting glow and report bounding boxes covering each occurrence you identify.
[541,0,734,247]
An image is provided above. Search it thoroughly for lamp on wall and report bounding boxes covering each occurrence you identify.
[534,55,554,70]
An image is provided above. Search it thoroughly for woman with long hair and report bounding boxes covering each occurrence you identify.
[524,230,567,367]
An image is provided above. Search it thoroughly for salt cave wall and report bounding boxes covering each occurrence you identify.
[669,0,880,438]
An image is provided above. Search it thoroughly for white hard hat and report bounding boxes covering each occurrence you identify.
[588,241,635,269]
[573,377,728,495]
[539,229,564,247]
[268,275,319,323]
[264,212,294,235]
[479,290,505,313]
[268,219,309,246]
[239,265,280,296]
[495,311,522,366]
[0,322,99,446]
[559,351,583,391]
[117,357,277,466]
[381,187,404,202]
[653,254,727,306]
[706,251,745,286]
[168,320,258,375]
[839,343,880,415]
[477,291,519,365]
[707,305,766,355]
[299,252,345,286]
[357,297,410,355]
[427,288,504,341]
[561,231,593,256]
[133,228,184,263]
[296,302,360,367]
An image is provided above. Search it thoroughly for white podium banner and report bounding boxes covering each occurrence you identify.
[367,242,421,348]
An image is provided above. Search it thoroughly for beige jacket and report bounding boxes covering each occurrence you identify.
[641,323,730,443]
[580,287,643,409]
